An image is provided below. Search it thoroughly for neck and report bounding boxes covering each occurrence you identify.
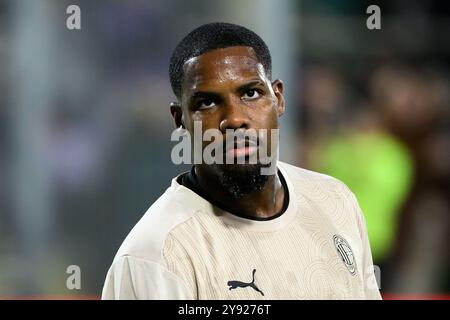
[195,164,285,219]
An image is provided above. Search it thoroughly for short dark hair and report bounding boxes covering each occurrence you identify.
[169,22,272,99]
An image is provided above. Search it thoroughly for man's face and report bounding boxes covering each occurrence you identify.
[180,46,285,164]
[173,46,285,198]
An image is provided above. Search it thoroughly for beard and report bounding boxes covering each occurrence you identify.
[218,162,273,200]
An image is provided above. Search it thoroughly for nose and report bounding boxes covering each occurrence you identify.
[219,98,249,133]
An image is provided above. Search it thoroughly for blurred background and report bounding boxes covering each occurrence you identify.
[0,0,448,299]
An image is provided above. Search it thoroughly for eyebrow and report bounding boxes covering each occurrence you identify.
[237,80,266,93]
[187,80,266,104]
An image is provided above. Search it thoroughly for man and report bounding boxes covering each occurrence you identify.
[102,22,381,300]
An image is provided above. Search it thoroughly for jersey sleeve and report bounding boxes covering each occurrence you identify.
[354,198,383,300]
[101,255,194,300]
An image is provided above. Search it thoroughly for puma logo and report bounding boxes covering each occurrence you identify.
[227,269,264,296]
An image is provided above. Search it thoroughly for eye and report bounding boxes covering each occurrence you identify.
[242,89,261,100]
[198,99,216,110]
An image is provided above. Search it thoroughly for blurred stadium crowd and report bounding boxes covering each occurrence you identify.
[0,0,448,298]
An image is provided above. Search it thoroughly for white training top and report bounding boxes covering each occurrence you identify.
[102,161,381,300]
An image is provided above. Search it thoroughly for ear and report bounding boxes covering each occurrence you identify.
[170,102,184,128]
[271,79,285,117]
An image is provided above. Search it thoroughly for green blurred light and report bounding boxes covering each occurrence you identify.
[312,130,414,262]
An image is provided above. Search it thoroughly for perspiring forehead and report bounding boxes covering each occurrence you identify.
[182,47,270,97]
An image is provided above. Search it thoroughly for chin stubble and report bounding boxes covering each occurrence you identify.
[219,163,272,199]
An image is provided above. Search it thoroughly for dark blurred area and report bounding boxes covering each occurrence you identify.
[0,0,448,298]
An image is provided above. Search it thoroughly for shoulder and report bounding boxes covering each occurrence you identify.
[278,161,361,221]
[101,254,193,299]
[278,161,353,196]
[102,175,202,299]
[279,161,337,181]
[112,175,209,264]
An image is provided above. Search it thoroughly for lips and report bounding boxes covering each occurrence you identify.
[225,139,258,158]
